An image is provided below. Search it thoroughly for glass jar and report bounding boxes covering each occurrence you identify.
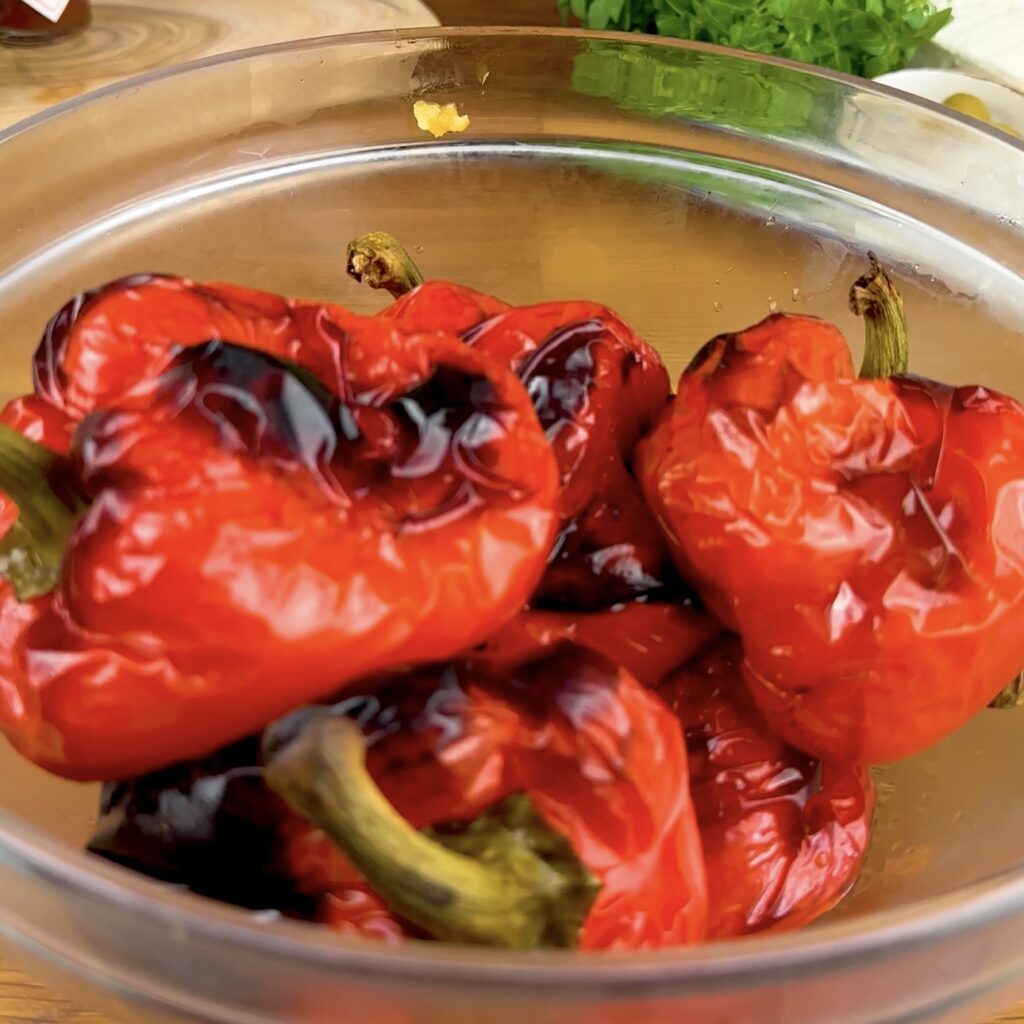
[0,0,91,44]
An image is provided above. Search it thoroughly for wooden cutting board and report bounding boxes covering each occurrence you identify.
[0,0,438,130]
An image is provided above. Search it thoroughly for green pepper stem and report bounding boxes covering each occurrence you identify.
[849,253,909,379]
[0,425,83,601]
[990,673,1024,710]
[345,232,424,299]
[261,708,596,949]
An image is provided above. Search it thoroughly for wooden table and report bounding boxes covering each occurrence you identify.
[1,0,1021,1022]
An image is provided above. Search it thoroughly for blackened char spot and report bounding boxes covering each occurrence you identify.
[88,735,312,914]
[155,343,527,520]
[518,321,605,435]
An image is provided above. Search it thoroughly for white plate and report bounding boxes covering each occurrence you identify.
[874,68,1024,135]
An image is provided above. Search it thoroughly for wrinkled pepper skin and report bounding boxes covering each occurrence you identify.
[465,302,673,608]
[470,599,721,687]
[281,646,709,949]
[384,279,511,336]
[30,275,673,609]
[637,313,1024,763]
[391,283,675,607]
[1,338,558,780]
[659,638,874,938]
[31,274,509,421]
[89,736,311,914]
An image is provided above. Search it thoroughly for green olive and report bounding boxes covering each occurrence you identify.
[942,92,993,123]
[994,121,1022,138]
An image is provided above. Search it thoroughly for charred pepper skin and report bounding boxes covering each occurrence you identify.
[88,735,310,914]
[30,274,498,418]
[637,313,1024,763]
[0,339,558,780]
[274,646,709,950]
[659,638,874,938]
[29,274,674,610]
[390,283,675,607]
[464,302,674,608]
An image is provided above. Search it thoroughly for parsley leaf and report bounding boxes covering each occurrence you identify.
[558,0,952,77]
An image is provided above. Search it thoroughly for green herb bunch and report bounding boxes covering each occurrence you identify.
[558,0,952,78]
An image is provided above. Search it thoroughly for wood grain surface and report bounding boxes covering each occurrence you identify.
[0,0,438,129]
[0,0,1020,1022]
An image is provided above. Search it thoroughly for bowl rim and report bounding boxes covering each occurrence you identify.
[1,23,1021,152]
[1,23,1023,990]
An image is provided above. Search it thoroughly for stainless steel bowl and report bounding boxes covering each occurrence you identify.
[1,27,1023,1024]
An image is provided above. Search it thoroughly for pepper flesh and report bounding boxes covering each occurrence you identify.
[636,313,1024,762]
[659,638,874,937]
[0,338,558,779]
[272,646,709,949]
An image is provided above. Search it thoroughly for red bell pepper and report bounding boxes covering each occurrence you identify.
[659,638,874,937]
[636,259,1024,762]
[0,337,558,779]
[362,236,676,608]
[263,645,709,950]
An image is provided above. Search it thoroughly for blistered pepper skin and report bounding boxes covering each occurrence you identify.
[464,302,673,608]
[637,314,1024,763]
[659,639,873,938]
[393,283,676,607]
[283,647,709,950]
[1,339,558,780]
[31,274,485,419]
[31,276,673,610]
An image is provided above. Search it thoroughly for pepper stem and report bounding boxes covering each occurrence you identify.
[849,253,909,379]
[0,425,83,601]
[261,708,597,949]
[345,232,424,299]
[990,673,1024,710]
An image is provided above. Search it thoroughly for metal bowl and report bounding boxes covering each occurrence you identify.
[1,27,1023,1024]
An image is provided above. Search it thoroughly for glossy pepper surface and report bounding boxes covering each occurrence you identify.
[89,735,309,914]
[30,264,674,610]
[0,338,558,780]
[263,645,709,950]
[470,599,721,687]
[30,273,514,419]
[463,299,674,607]
[659,638,874,937]
[637,297,1024,762]
[377,253,675,608]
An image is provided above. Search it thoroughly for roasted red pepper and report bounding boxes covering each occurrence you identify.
[470,599,721,687]
[463,300,674,607]
[637,261,1024,762]
[263,645,709,950]
[28,247,673,610]
[0,337,558,779]
[659,638,874,938]
[359,236,676,607]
